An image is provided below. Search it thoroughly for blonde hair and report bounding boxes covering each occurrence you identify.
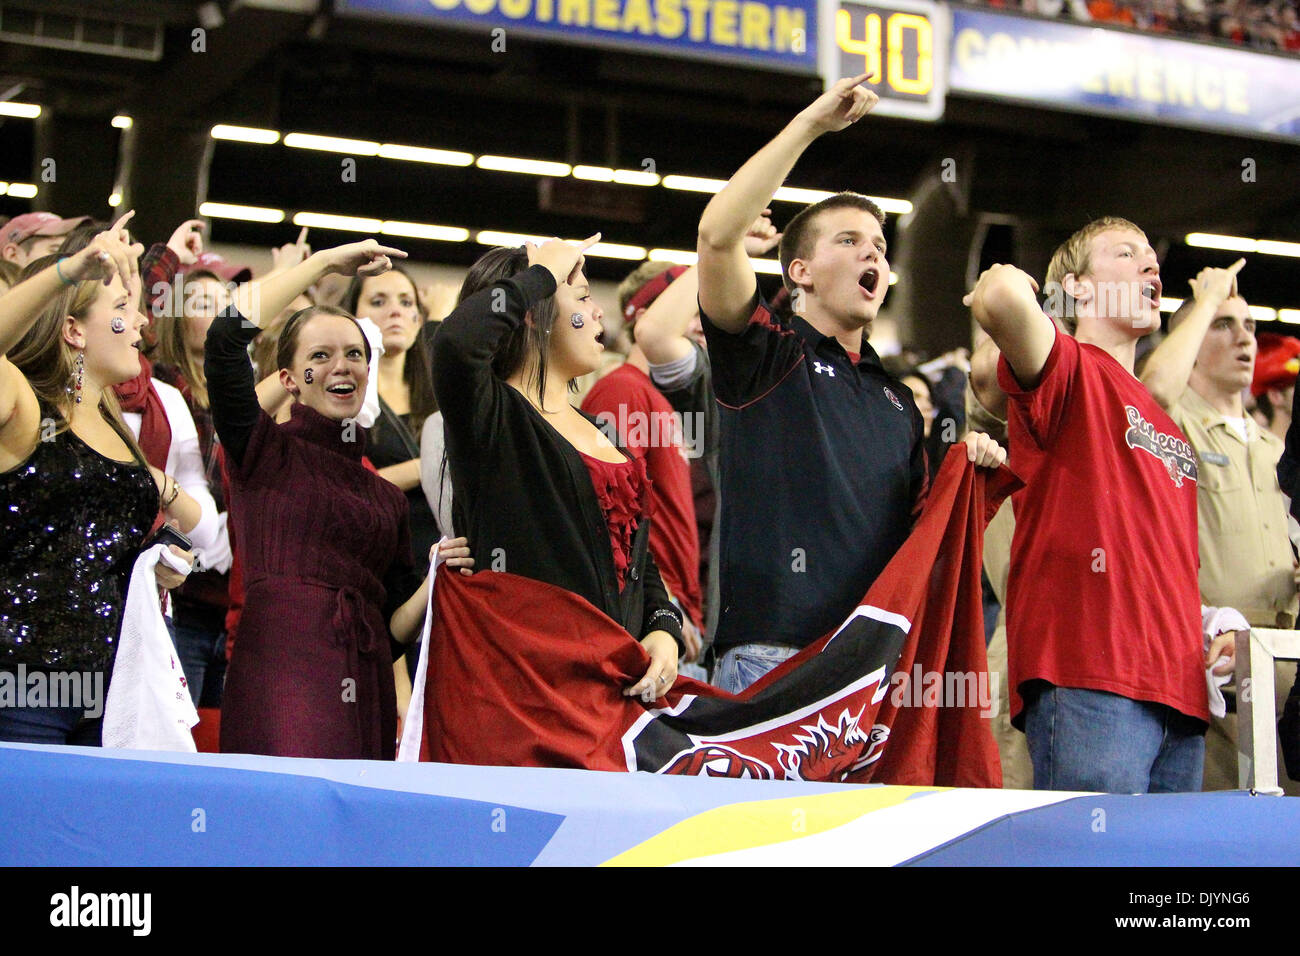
[1045,216,1144,333]
[151,272,214,408]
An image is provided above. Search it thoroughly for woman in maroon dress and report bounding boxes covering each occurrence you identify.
[205,239,467,759]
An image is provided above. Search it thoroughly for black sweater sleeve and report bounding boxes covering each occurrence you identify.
[431,264,557,457]
[203,308,263,469]
[639,549,685,652]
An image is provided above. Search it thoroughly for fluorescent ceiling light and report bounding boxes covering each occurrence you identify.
[1257,240,1300,258]
[378,144,474,166]
[773,186,834,203]
[1277,309,1300,325]
[750,258,782,275]
[573,165,615,182]
[284,132,380,156]
[476,230,545,247]
[5,183,37,198]
[476,156,571,177]
[199,201,285,223]
[1159,297,1184,312]
[381,221,470,242]
[871,196,913,215]
[662,175,727,193]
[647,248,699,265]
[0,102,41,118]
[573,165,660,187]
[1185,233,1257,252]
[111,115,133,129]
[293,212,382,232]
[613,169,660,187]
[1248,305,1278,322]
[586,242,647,260]
[210,124,281,145]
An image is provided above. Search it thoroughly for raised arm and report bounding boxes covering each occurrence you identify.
[634,267,700,367]
[232,239,407,330]
[1,218,139,435]
[964,264,1055,389]
[431,236,596,460]
[1140,259,1245,410]
[697,74,878,332]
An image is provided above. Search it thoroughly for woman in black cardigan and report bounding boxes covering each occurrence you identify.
[431,235,683,701]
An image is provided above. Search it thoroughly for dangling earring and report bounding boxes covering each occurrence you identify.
[73,351,85,405]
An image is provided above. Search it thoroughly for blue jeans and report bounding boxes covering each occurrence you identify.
[167,619,227,708]
[0,704,102,745]
[1024,684,1205,793]
[714,643,800,695]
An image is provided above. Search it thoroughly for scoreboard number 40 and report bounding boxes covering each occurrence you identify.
[819,0,948,121]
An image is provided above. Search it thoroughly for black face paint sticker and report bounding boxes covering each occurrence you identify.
[303,368,314,385]
[570,313,584,329]
[111,317,126,334]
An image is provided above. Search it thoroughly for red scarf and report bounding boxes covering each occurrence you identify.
[114,355,172,471]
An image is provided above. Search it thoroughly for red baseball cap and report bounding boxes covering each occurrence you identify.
[1252,333,1300,397]
[3,212,91,247]
[176,252,252,283]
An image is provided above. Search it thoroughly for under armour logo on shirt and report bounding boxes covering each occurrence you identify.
[813,361,836,377]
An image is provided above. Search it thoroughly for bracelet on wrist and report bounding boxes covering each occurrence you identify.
[55,257,75,287]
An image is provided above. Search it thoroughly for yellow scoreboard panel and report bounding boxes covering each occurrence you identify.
[819,0,948,120]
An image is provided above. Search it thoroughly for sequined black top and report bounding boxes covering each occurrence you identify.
[0,411,158,672]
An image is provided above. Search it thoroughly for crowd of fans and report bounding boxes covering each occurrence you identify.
[965,0,1300,54]
[2,73,1299,794]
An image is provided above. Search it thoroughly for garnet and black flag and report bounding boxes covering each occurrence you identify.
[416,447,1012,786]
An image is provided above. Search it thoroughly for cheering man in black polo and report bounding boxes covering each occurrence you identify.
[697,74,1004,693]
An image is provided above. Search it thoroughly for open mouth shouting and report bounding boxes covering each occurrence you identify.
[859,267,881,299]
[1141,279,1161,309]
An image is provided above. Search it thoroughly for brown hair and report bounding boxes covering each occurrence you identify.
[344,266,438,433]
[274,305,373,376]
[0,258,21,292]
[458,246,566,402]
[778,193,886,292]
[1045,216,1145,334]
[151,269,222,409]
[9,255,154,474]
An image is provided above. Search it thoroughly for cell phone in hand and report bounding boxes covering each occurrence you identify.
[143,524,192,553]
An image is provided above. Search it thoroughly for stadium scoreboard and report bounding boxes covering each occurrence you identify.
[818,0,948,121]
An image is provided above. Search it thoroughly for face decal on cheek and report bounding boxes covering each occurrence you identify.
[303,368,314,385]
[570,313,585,329]
[110,317,126,334]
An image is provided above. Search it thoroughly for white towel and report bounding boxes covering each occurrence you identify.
[1201,604,1248,720]
[397,541,443,762]
[354,316,386,429]
[102,545,199,751]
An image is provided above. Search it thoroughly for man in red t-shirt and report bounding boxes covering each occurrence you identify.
[582,284,705,666]
[965,217,1237,792]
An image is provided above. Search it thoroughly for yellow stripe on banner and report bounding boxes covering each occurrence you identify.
[601,785,945,867]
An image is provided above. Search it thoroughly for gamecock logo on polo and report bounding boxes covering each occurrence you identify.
[1123,405,1197,487]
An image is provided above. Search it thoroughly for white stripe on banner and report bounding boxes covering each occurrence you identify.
[825,605,913,647]
[673,788,1078,867]
[396,543,441,762]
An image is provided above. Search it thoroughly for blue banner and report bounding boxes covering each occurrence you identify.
[948,8,1300,142]
[337,0,819,73]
